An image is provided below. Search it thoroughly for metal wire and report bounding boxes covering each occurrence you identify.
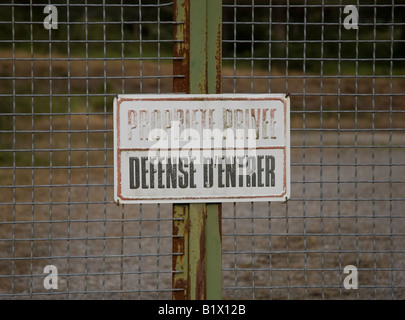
[0,0,179,300]
[221,0,405,300]
[0,0,404,300]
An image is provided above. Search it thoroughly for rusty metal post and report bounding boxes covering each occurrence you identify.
[172,0,222,300]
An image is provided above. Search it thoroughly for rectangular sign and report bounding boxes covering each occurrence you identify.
[114,94,290,204]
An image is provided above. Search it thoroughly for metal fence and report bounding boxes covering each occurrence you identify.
[0,0,404,300]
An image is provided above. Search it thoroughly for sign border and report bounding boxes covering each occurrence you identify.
[114,94,290,204]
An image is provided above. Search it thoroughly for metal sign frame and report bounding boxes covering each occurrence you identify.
[114,93,290,204]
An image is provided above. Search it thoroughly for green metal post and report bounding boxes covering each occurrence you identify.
[172,0,222,300]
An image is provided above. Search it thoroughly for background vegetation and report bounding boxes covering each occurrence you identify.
[0,0,403,72]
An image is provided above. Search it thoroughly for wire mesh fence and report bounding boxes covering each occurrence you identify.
[0,0,177,300]
[0,0,404,299]
[221,0,405,300]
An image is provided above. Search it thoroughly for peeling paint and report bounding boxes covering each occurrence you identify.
[173,0,190,94]
[172,0,222,301]
[215,25,222,94]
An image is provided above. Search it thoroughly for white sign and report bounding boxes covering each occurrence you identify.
[114,94,290,204]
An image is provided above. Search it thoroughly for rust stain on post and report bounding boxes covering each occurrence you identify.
[172,204,189,300]
[215,27,222,94]
[172,0,222,300]
[173,0,190,94]
[172,0,190,301]
[189,204,207,300]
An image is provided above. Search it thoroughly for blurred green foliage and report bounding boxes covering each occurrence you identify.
[0,0,403,74]
[222,0,405,74]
